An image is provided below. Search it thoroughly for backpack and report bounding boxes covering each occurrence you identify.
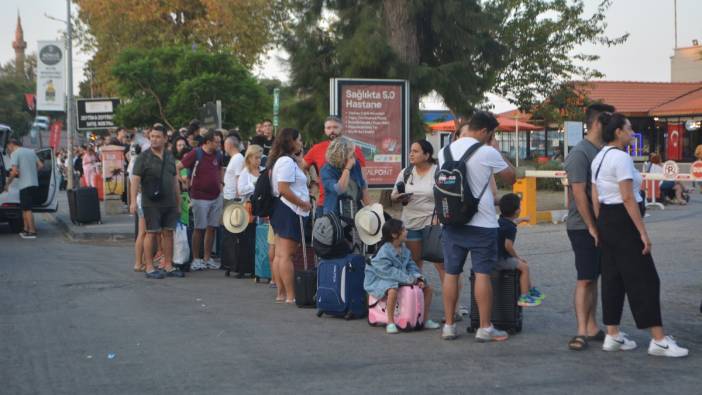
[312,211,353,259]
[190,147,223,181]
[251,168,275,217]
[402,165,414,184]
[433,142,490,225]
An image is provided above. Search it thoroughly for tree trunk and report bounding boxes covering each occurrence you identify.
[382,0,420,65]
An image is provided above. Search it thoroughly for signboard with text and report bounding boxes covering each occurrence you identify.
[77,98,120,130]
[36,41,66,112]
[331,79,409,188]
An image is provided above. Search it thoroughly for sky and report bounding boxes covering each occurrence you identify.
[1,0,701,113]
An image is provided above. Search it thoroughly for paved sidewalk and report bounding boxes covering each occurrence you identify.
[45,190,135,242]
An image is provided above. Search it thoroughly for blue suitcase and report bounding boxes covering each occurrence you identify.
[315,254,367,319]
[255,222,272,282]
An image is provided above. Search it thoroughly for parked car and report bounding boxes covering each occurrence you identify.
[34,116,50,129]
[0,124,58,233]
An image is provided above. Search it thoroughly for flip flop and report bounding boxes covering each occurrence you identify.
[568,335,588,351]
[586,329,606,342]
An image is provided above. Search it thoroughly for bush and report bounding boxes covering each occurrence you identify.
[536,160,565,191]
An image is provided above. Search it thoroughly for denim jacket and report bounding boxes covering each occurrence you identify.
[363,243,422,299]
[320,160,366,214]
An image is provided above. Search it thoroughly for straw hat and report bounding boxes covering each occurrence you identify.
[222,203,250,234]
[354,203,385,246]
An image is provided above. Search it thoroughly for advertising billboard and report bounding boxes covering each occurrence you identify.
[36,41,66,112]
[330,79,409,188]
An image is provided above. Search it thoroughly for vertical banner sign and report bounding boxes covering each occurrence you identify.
[49,120,64,149]
[331,79,409,188]
[273,88,280,128]
[36,41,66,112]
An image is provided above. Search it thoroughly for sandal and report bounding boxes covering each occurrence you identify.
[133,265,145,272]
[586,329,605,342]
[568,335,588,351]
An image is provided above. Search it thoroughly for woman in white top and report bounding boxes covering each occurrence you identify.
[391,140,445,281]
[591,112,688,357]
[237,144,262,200]
[269,128,311,304]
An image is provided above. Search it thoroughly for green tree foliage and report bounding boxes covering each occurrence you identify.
[282,0,626,136]
[111,46,270,132]
[0,55,38,137]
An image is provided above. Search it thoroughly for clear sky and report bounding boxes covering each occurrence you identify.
[1,0,701,112]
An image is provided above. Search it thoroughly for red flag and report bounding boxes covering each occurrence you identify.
[49,120,63,149]
[24,93,36,111]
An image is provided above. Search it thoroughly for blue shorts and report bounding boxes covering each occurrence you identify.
[441,225,498,275]
[271,198,309,243]
[406,229,423,241]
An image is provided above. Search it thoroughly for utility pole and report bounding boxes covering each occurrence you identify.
[674,0,678,49]
[65,0,75,190]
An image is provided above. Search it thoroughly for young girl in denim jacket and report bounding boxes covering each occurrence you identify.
[364,218,441,334]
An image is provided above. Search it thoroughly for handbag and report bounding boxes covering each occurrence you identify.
[420,212,443,263]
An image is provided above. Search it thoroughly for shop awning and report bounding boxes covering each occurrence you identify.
[429,117,541,132]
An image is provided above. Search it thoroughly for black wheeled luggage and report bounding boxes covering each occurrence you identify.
[222,224,255,277]
[67,188,101,225]
[467,269,523,334]
[294,212,317,308]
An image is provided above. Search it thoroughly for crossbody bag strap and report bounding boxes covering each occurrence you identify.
[595,147,617,180]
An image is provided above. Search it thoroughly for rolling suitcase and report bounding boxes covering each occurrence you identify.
[368,285,424,330]
[467,270,523,334]
[222,224,255,277]
[255,222,272,282]
[294,215,317,308]
[67,188,101,225]
[315,253,367,319]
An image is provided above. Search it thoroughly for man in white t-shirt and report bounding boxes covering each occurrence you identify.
[437,111,516,342]
[223,132,245,202]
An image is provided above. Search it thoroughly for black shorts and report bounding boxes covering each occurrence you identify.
[19,186,38,210]
[142,206,178,233]
[567,229,600,281]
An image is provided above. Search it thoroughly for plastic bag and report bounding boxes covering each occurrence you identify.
[173,222,190,264]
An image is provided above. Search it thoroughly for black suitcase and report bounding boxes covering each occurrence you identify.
[294,212,317,307]
[222,224,255,277]
[467,270,523,334]
[67,188,101,225]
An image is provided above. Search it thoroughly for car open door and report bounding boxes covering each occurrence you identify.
[32,148,58,212]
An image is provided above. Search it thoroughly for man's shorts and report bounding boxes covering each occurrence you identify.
[441,225,498,275]
[567,229,600,281]
[191,196,223,229]
[495,256,519,271]
[143,206,178,233]
[19,186,38,210]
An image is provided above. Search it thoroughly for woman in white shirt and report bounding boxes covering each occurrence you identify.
[237,144,262,200]
[591,112,687,357]
[269,128,311,304]
[391,140,444,281]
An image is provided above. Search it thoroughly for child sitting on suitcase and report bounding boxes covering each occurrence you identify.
[364,218,441,334]
[497,193,545,307]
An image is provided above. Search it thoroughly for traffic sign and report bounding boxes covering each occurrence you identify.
[662,160,679,179]
[691,160,702,180]
[76,98,120,130]
[273,88,280,128]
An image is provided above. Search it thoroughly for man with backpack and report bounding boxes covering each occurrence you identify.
[436,111,516,341]
[178,130,224,271]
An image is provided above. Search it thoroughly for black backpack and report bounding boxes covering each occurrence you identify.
[312,211,353,259]
[434,142,490,225]
[251,168,275,217]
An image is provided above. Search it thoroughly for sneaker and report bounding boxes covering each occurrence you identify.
[518,294,542,307]
[475,325,509,342]
[441,324,457,340]
[648,336,689,358]
[145,270,165,279]
[162,268,185,278]
[190,259,206,271]
[602,332,637,351]
[386,323,399,334]
[204,258,220,270]
[424,320,441,330]
[19,232,36,239]
[529,287,545,300]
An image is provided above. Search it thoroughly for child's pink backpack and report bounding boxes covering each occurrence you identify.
[368,285,424,331]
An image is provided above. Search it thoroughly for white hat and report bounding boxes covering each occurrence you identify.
[223,203,250,234]
[354,203,385,246]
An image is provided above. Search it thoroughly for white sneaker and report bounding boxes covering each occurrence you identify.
[648,336,689,358]
[475,325,509,342]
[424,320,441,330]
[441,324,457,340]
[204,258,220,270]
[602,332,637,351]
[190,259,206,271]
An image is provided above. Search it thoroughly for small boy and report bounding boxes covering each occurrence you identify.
[497,193,545,307]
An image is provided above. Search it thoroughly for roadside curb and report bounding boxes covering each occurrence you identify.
[43,212,133,242]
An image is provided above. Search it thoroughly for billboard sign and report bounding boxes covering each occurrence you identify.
[36,41,66,112]
[330,79,409,188]
[76,98,120,130]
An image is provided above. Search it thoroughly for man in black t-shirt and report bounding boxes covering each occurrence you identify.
[250,119,274,164]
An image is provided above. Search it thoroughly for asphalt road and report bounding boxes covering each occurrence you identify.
[1,196,701,395]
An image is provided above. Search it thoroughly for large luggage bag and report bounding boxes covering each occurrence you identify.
[294,215,317,308]
[467,270,523,334]
[255,222,272,282]
[316,254,367,319]
[222,224,255,277]
[368,285,424,330]
[67,188,101,225]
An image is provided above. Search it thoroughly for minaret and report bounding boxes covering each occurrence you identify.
[12,11,27,79]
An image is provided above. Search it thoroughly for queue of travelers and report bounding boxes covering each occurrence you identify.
[27,108,685,358]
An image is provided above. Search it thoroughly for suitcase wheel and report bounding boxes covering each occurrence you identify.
[254,277,260,283]
[466,326,476,333]
[224,270,231,277]
[316,310,323,317]
[344,312,353,320]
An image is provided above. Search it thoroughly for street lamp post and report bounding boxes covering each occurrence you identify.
[65,0,75,191]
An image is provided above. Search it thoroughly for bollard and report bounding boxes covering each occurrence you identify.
[513,177,537,225]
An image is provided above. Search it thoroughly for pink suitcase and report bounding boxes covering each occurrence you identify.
[368,285,424,331]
